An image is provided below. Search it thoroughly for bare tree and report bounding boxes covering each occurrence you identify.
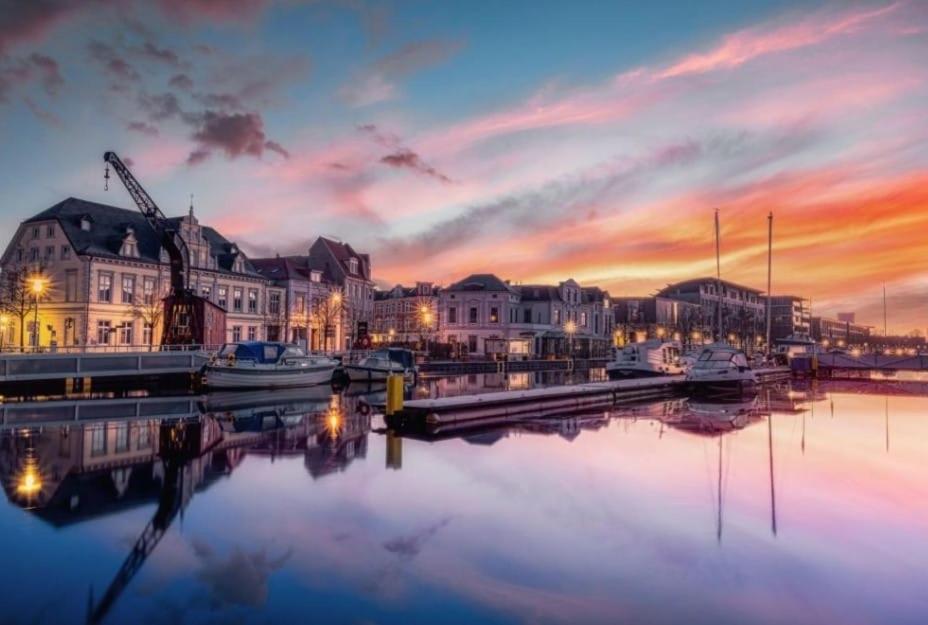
[310,287,343,352]
[0,265,39,350]
[131,298,164,351]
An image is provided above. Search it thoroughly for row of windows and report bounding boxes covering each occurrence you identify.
[89,422,153,457]
[97,273,156,305]
[95,320,154,345]
[16,245,71,262]
[230,325,259,341]
[30,224,55,240]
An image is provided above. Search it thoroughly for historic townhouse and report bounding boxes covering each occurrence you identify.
[0,197,282,349]
[305,237,374,350]
[252,255,340,350]
[437,273,612,358]
[371,282,439,345]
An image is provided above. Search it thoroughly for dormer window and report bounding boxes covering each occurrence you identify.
[120,226,139,257]
[348,258,358,274]
[80,216,92,231]
[310,271,321,283]
[233,255,244,273]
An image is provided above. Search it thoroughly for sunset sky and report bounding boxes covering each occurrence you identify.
[1,0,926,332]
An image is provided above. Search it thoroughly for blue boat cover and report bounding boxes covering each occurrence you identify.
[232,342,286,364]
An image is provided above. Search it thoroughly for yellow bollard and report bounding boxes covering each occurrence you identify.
[386,374,404,416]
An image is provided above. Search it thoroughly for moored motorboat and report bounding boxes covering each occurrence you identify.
[685,343,758,396]
[203,342,338,389]
[343,348,417,382]
[606,339,685,379]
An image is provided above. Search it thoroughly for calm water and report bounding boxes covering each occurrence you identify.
[1,377,926,625]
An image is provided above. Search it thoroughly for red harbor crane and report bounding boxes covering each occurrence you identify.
[103,151,225,346]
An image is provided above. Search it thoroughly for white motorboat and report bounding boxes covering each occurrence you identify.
[343,348,417,383]
[606,339,685,379]
[685,343,758,396]
[203,342,338,389]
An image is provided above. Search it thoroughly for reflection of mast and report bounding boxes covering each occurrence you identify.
[885,396,890,453]
[716,435,723,544]
[767,389,778,537]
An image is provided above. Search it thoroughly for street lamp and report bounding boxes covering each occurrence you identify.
[0,314,9,352]
[564,319,577,359]
[29,276,46,351]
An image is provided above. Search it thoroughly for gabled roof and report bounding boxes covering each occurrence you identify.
[252,256,316,282]
[309,236,371,282]
[446,273,515,293]
[18,197,261,277]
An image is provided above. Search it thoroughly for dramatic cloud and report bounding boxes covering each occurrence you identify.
[127,120,159,136]
[137,90,183,122]
[0,53,63,101]
[192,539,293,609]
[0,0,101,53]
[154,0,272,24]
[188,110,289,164]
[88,40,141,83]
[380,148,452,183]
[136,40,184,68]
[168,73,193,90]
[341,38,463,106]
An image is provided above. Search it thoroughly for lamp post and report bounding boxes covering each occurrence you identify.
[29,277,45,351]
[419,304,433,355]
[564,319,577,362]
[0,314,9,352]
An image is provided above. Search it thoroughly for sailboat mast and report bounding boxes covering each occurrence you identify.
[883,284,888,338]
[715,209,723,342]
[766,212,773,356]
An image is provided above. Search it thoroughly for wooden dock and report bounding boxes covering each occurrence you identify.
[387,366,792,432]
[387,376,686,430]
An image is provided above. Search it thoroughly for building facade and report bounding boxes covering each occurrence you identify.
[766,295,811,342]
[251,256,338,349]
[371,282,439,345]
[306,237,374,350]
[656,278,766,351]
[612,296,707,345]
[0,198,283,349]
[437,274,612,358]
[811,316,871,347]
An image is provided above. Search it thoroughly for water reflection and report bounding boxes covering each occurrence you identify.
[0,378,926,625]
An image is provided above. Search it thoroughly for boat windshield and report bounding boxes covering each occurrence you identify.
[696,350,747,370]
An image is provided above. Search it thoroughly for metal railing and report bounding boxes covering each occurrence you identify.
[0,344,225,356]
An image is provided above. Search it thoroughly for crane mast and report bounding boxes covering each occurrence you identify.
[103,151,224,346]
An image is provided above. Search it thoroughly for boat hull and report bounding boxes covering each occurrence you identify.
[203,364,336,389]
[606,366,671,380]
[344,365,411,383]
[687,376,758,397]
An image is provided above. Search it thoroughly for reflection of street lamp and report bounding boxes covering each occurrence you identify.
[29,276,46,350]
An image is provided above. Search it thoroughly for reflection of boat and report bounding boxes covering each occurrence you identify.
[606,340,685,379]
[203,342,338,389]
[344,348,417,382]
[686,343,758,396]
[201,386,334,414]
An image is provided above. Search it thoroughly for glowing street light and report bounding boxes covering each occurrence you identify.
[0,313,9,351]
[29,275,46,351]
[564,320,577,358]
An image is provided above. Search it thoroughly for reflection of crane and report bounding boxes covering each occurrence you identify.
[86,420,209,625]
[103,152,222,345]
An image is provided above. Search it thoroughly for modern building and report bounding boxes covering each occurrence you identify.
[656,278,766,350]
[0,197,282,349]
[766,295,811,342]
[437,274,612,358]
[612,296,707,345]
[811,316,871,347]
[371,281,439,345]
